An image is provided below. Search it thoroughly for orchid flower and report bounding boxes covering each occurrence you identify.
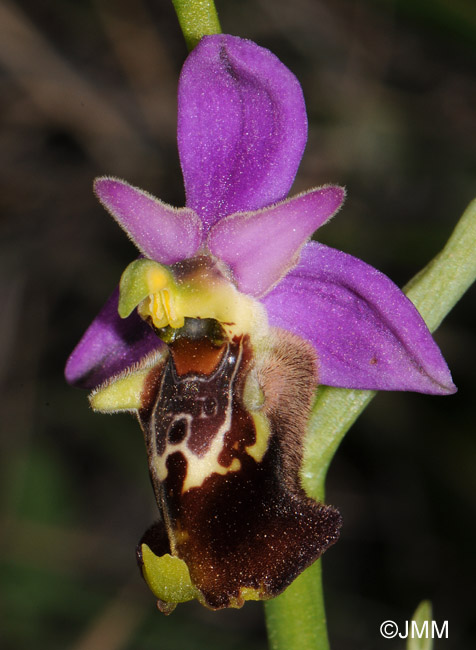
[65,34,455,612]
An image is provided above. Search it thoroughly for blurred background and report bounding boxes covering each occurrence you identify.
[1,0,475,648]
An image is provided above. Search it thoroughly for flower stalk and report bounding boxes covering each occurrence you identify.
[265,561,330,650]
[171,0,221,50]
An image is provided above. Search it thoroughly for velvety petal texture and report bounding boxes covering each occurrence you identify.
[94,178,203,264]
[207,186,345,297]
[66,31,456,614]
[178,34,307,229]
[65,289,162,389]
[262,242,456,394]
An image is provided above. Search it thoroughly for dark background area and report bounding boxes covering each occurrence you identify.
[1,0,475,648]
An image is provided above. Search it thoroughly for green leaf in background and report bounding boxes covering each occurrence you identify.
[407,601,433,650]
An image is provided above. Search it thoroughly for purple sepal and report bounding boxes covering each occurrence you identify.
[65,288,162,389]
[207,186,345,297]
[177,34,307,230]
[263,242,456,394]
[94,178,203,264]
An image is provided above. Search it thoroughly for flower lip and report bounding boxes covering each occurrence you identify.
[127,328,341,610]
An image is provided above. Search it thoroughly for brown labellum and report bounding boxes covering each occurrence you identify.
[136,318,341,610]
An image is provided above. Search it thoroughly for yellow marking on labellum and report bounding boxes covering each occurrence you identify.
[245,411,271,463]
[141,544,199,604]
[242,369,271,462]
[240,586,266,601]
[242,368,265,411]
[150,341,244,493]
[173,526,190,545]
[228,586,268,608]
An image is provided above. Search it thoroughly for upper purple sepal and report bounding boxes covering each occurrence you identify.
[65,288,162,389]
[207,186,345,297]
[178,34,307,230]
[263,242,456,395]
[94,178,203,264]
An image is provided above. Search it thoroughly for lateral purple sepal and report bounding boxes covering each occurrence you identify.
[177,34,307,229]
[94,178,203,264]
[262,242,456,394]
[207,186,345,297]
[65,288,162,389]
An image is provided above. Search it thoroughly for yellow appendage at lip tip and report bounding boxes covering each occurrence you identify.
[141,544,268,610]
[141,544,199,605]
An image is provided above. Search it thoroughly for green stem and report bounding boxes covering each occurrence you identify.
[171,0,221,51]
[264,199,476,650]
[265,562,329,650]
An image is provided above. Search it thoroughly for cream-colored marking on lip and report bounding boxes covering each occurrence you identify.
[245,411,271,463]
[149,342,244,493]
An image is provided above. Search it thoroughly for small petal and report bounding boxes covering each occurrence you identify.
[207,186,345,296]
[178,34,307,229]
[262,242,456,394]
[94,177,203,264]
[65,288,162,389]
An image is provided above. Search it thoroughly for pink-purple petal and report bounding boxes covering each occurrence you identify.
[207,186,345,297]
[65,288,162,389]
[177,34,307,230]
[94,178,203,264]
[262,242,456,395]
